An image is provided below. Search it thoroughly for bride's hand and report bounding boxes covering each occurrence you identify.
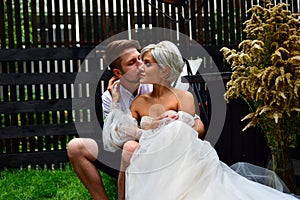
[149,115,169,129]
[107,76,121,103]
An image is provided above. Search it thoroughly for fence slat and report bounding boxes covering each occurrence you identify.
[92,0,100,42]
[0,0,5,48]
[70,0,76,46]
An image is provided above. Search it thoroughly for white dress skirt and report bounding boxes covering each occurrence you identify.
[103,109,299,200]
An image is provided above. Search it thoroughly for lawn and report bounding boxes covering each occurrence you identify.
[0,165,118,200]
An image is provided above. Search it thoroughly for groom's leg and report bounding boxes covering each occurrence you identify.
[68,138,109,200]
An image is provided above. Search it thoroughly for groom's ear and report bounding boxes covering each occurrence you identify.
[113,68,122,78]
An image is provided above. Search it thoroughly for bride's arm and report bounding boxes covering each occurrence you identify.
[179,90,205,138]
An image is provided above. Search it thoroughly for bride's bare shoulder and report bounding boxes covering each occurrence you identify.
[132,93,151,104]
[130,93,151,112]
[174,88,194,100]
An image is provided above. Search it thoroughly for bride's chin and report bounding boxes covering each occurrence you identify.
[140,79,148,84]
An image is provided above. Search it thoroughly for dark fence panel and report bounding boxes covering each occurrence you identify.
[0,47,109,169]
[0,0,299,173]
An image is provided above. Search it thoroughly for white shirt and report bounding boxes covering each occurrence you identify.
[102,83,153,118]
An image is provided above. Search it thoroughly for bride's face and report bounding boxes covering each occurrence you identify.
[140,52,163,84]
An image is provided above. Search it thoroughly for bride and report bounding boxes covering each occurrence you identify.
[103,41,299,199]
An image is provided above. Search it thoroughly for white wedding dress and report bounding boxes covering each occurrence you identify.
[103,108,299,200]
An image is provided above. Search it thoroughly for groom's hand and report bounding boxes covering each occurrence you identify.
[107,76,121,103]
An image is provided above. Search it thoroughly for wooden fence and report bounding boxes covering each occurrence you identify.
[0,0,299,173]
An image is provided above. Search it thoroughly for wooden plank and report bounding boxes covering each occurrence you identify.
[209,0,216,45]
[63,0,70,47]
[223,0,229,44]
[31,0,38,47]
[0,72,88,85]
[100,0,107,40]
[85,0,92,44]
[216,0,222,44]
[246,0,252,19]
[44,0,54,150]
[0,122,95,139]
[292,0,299,13]
[150,0,157,27]
[240,0,246,40]
[171,1,177,32]
[39,0,46,47]
[129,0,135,30]
[229,0,235,44]
[13,0,25,152]
[0,150,69,169]
[0,0,5,48]
[6,0,19,155]
[14,0,22,47]
[0,47,96,61]
[164,1,170,30]
[32,59,43,152]
[203,0,209,43]
[46,0,54,47]
[122,0,129,31]
[235,0,241,43]
[40,0,51,152]
[197,0,203,43]
[183,0,190,34]
[77,0,84,46]
[6,0,14,48]
[39,1,48,153]
[108,0,115,36]
[42,0,51,151]
[190,0,197,40]
[0,97,93,114]
[70,0,76,46]
[135,0,142,28]
[143,0,150,27]
[92,0,100,42]
[54,0,62,46]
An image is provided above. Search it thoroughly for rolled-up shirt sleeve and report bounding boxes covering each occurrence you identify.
[102,90,112,118]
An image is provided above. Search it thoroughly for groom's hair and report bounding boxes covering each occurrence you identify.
[103,40,141,70]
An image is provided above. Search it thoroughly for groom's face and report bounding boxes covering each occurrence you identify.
[118,48,143,83]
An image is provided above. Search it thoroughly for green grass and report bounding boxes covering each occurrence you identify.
[0,165,118,200]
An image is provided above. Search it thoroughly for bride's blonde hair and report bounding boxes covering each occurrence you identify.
[141,41,184,83]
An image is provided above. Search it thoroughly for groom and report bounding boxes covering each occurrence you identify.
[67,39,205,200]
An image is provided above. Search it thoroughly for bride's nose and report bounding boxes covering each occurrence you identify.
[137,58,143,66]
[138,62,145,71]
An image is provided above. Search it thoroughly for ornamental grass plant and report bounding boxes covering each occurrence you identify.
[221,0,300,193]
